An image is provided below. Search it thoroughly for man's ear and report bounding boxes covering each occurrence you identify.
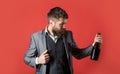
[49,19,55,27]
[58,18,63,21]
[49,19,52,24]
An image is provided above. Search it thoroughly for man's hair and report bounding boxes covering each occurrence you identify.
[47,7,68,20]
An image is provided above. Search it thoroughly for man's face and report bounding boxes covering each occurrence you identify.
[51,18,67,37]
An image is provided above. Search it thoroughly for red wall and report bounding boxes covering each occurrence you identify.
[0,0,120,74]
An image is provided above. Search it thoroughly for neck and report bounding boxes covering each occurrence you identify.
[47,25,54,36]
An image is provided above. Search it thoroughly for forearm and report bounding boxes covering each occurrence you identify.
[71,45,93,59]
[24,55,36,68]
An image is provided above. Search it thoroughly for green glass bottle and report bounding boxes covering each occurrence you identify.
[91,33,101,61]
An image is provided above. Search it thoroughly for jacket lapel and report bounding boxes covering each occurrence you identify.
[38,29,47,53]
[62,32,73,74]
[62,35,70,60]
[39,29,47,74]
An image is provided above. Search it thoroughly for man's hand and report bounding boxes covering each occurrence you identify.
[93,33,103,46]
[37,50,50,64]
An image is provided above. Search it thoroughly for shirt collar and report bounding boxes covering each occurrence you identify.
[45,26,58,39]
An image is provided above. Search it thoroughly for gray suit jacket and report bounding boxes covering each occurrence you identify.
[24,29,93,74]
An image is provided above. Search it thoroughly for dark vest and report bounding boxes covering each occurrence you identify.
[46,33,71,74]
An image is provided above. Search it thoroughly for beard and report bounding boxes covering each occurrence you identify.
[52,28,65,37]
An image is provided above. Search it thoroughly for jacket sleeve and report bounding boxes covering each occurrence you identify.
[67,31,93,59]
[24,34,38,68]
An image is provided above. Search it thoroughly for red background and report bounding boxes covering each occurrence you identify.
[0,0,120,74]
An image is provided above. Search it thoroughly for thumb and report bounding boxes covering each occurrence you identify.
[41,50,48,55]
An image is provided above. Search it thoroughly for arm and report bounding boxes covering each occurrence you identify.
[69,43,93,59]
[24,34,50,68]
[24,34,38,68]
[67,31,93,59]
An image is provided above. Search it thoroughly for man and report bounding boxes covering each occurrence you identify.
[24,7,102,74]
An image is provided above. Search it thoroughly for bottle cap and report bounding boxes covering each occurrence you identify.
[97,33,101,35]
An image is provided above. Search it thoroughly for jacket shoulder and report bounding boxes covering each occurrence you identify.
[65,30,73,35]
[65,30,72,33]
[32,29,45,36]
[30,29,45,40]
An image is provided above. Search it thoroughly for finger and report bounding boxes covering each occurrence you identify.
[97,37,102,40]
[42,50,48,55]
[97,36,102,39]
[43,58,49,64]
[45,58,50,63]
[44,54,49,57]
[45,56,50,60]
[97,39,103,43]
[97,36,102,38]
[96,35,102,37]
[45,57,50,61]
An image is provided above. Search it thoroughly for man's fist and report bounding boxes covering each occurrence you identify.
[37,50,50,64]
